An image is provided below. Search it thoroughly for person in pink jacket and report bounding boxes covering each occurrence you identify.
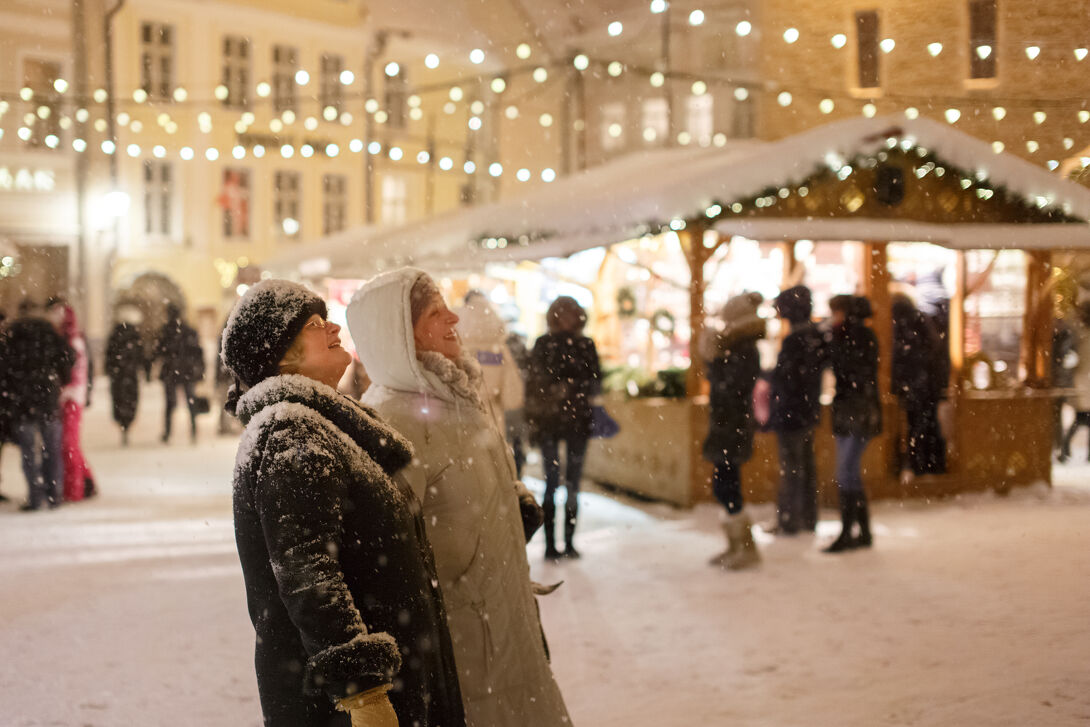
[46,300,97,502]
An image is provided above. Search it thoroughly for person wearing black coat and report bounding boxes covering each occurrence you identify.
[701,292,766,570]
[153,303,206,443]
[768,286,828,534]
[105,311,146,445]
[5,304,75,510]
[0,312,12,501]
[222,280,465,727]
[891,294,947,476]
[824,295,882,553]
[525,296,601,560]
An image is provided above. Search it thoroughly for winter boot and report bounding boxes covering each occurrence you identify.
[543,501,561,561]
[824,493,857,554]
[709,516,738,567]
[562,501,581,559]
[723,511,760,570]
[853,492,873,548]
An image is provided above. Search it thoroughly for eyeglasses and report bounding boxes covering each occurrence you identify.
[303,318,331,330]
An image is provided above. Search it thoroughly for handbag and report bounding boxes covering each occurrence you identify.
[191,394,211,415]
[590,405,620,439]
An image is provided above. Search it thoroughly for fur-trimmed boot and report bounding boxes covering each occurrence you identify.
[824,492,857,554]
[854,492,873,548]
[709,515,739,567]
[722,511,761,570]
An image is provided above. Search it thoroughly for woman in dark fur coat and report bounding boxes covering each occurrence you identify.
[700,292,766,570]
[221,280,465,727]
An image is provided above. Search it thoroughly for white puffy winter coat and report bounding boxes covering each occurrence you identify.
[347,269,571,727]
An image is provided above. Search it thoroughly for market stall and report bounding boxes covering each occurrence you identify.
[268,116,1090,507]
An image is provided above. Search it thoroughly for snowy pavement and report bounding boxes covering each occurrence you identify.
[2,384,1089,726]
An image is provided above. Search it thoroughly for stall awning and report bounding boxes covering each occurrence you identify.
[267,115,1090,278]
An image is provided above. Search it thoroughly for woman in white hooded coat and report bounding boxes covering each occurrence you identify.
[347,268,572,727]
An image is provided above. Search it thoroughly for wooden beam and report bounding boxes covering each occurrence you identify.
[1021,250,1054,388]
[862,242,893,400]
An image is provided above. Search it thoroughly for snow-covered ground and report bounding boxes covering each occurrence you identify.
[1,384,1089,726]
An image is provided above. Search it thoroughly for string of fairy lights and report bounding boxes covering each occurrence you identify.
[4,1,1090,180]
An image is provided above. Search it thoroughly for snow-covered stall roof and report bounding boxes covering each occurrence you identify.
[267,116,1090,278]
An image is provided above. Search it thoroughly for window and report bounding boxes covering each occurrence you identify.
[381,175,407,225]
[222,35,251,109]
[855,10,880,88]
[22,58,62,148]
[731,96,754,139]
[144,161,173,236]
[272,45,298,113]
[600,102,626,151]
[140,22,174,100]
[320,53,344,116]
[687,95,714,146]
[642,98,668,145]
[220,169,251,239]
[274,171,302,238]
[384,68,408,129]
[323,174,347,235]
[969,0,998,79]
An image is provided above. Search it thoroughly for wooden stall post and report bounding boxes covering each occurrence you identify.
[680,220,715,504]
[682,220,712,398]
[862,242,893,399]
[1021,250,1054,389]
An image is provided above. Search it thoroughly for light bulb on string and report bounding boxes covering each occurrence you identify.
[650,0,666,13]
[737,21,753,37]
[976,45,991,59]
[340,70,355,85]
[608,62,623,77]
[783,28,799,44]
[928,43,944,57]
[533,67,548,83]
[831,34,847,48]
[425,53,440,69]
[880,38,895,53]
[385,62,400,77]
[1025,46,1040,60]
[608,21,623,37]
[469,49,485,64]
[689,10,704,26]
[1076,48,1088,61]
[516,44,531,60]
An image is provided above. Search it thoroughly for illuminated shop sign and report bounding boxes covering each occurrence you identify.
[0,167,56,192]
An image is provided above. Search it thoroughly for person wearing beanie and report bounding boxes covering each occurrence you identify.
[347,269,571,727]
[769,285,828,534]
[221,279,465,727]
[824,295,881,552]
[524,295,601,560]
[700,292,766,570]
[152,303,206,443]
[891,293,948,477]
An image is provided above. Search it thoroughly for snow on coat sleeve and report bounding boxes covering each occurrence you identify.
[253,420,401,700]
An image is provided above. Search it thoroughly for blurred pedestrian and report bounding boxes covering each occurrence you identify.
[700,292,766,570]
[222,279,465,727]
[6,300,74,510]
[0,311,12,501]
[152,303,205,443]
[1052,312,1078,460]
[525,295,602,560]
[824,295,881,553]
[105,306,146,445]
[454,290,526,468]
[891,294,947,476]
[768,285,828,534]
[348,269,570,727]
[46,300,97,501]
[1060,302,1090,461]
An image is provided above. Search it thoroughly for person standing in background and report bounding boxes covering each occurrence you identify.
[153,303,205,444]
[105,306,146,445]
[0,311,11,501]
[454,290,526,459]
[525,296,601,560]
[6,300,74,510]
[824,295,882,552]
[700,292,766,570]
[46,300,97,501]
[891,294,947,477]
[768,285,828,535]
